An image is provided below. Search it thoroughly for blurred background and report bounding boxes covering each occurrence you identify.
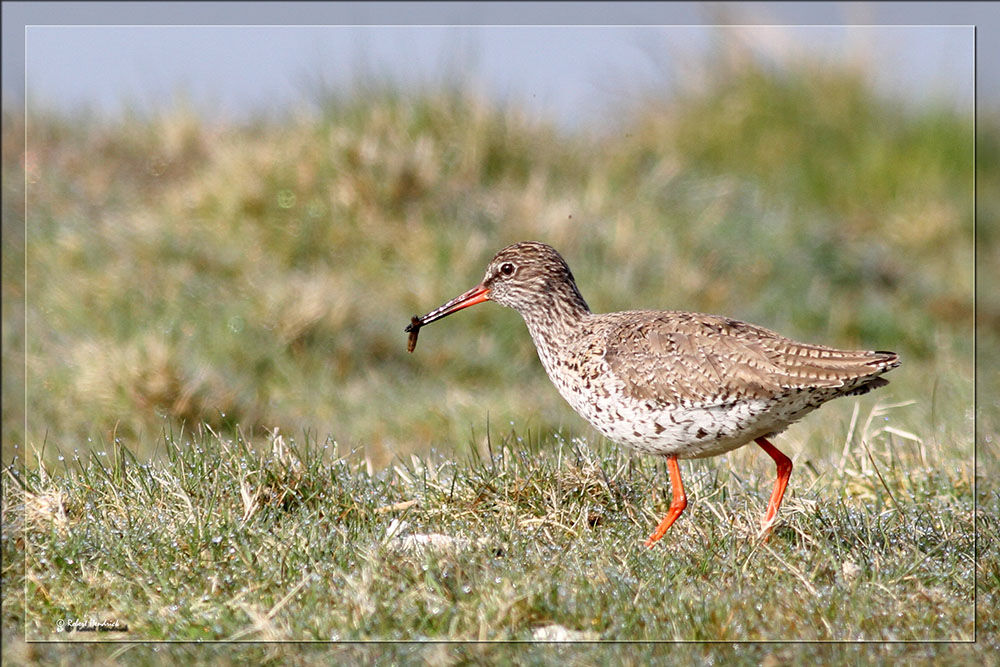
[1,3,989,471]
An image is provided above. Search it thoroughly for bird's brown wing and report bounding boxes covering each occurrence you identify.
[602,311,898,407]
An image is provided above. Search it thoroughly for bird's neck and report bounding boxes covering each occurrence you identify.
[518,281,592,351]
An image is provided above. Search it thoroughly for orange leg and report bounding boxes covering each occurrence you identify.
[755,437,793,531]
[645,455,687,547]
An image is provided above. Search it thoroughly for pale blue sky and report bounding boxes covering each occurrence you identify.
[3,2,992,129]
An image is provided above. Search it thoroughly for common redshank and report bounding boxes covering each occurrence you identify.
[405,242,900,546]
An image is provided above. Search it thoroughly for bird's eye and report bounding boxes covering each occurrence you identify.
[500,262,515,276]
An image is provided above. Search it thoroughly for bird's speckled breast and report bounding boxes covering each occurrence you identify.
[527,318,825,459]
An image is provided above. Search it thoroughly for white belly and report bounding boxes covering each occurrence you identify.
[533,339,814,459]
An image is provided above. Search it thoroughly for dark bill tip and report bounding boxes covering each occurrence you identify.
[406,284,491,331]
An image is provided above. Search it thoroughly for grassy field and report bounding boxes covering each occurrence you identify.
[2,41,994,661]
[1,424,992,659]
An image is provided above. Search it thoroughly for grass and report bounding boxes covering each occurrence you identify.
[3,44,984,465]
[1,411,986,647]
[2,38,992,662]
